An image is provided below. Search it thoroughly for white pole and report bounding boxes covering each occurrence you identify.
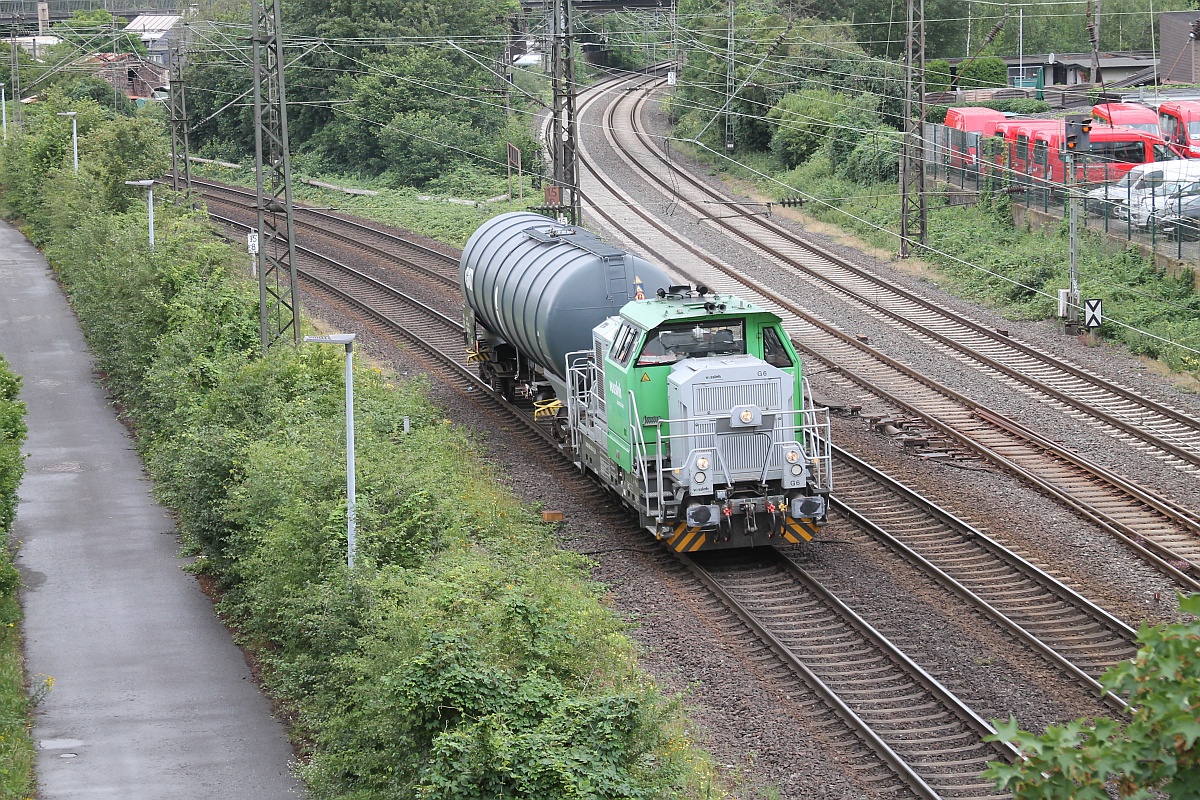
[71,115,78,174]
[1,84,6,142]
[343,341,356,569]
[147,185,154,250]
[1018,8,1024,87]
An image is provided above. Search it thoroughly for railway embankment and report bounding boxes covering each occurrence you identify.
[0,95,713,799]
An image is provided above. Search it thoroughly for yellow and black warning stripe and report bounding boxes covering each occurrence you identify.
[783,517,818,543]
[667,522,706,552]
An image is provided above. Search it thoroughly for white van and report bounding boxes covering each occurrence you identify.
[1087,160,1200,218]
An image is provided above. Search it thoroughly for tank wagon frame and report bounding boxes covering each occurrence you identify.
[461,213,832,552]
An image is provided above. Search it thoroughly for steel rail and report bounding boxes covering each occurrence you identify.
[196,181,458,288]
[573,73,1200,591]
[684,548,1018,799]
[831,444,1136,711]
[613,80,1200,474]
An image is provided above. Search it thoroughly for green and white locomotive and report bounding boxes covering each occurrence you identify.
[461,212,832,551]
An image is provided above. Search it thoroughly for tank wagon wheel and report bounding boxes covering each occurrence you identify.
[489,373,514,402]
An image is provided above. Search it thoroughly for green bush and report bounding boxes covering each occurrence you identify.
[959,56,1008,89]
[837,127,901,185]
[2,90,714,800]
[768,89,862,170]
[0,353,31,800]
[0,357,24,542]
[925,59,951,93]
[826,107,882,171]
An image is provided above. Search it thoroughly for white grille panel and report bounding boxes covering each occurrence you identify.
[719,433,772,474]
[694,381,780,414]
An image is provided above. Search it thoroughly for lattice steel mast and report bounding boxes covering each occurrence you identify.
[167,39,192,195]
[550,0,579,224]
[251,0,301,350]
[899,0,927,257]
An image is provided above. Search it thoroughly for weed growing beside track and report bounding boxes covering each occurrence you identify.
[1,94,714,799]
[0,355,32,800]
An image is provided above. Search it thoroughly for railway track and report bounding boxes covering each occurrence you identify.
[199,188,1155,799]
[573,73,1200,591]
[601,81,1200,477]
[685,547,1017,799]
[194,179,459,288]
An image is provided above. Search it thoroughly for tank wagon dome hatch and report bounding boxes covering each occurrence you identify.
[460,212,674,381]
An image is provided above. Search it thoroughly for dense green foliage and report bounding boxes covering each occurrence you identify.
[957,57,1009,90]
[0,355,32,798]
[985,593,1200,798]
[814,0,1189,60]
[2,90,711,800]
[925,59,952,94]
[183,0,538,187]
[668,7,903,156]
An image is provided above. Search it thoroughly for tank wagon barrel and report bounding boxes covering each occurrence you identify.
[460,212,673,382]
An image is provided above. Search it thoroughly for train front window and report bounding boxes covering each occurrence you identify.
[636,320,746,366]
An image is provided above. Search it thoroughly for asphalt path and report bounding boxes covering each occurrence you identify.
[0,221,303,799]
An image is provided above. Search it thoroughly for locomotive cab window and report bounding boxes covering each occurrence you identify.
[611,323,640,367]
[636,320,746,366]
[762,326,793,368]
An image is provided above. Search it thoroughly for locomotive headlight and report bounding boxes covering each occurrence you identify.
[739,409,755,424]
[785,449,801,464]
[693,471,707,483]
[791,464,804,476]
[695,455,711,471]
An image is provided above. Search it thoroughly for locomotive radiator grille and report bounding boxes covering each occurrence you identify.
[718,431,773,475]
[693,381,780,415]
[693,423,773,476]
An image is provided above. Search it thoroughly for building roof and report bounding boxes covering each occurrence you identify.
[124,14,181,41]
[946,52,1158,69]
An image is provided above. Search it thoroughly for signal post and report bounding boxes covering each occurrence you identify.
[1064,113,1091,336]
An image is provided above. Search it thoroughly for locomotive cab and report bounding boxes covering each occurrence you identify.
[566,286,833,551]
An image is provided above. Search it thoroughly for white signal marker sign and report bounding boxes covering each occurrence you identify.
[247,232,259,254]
[1084,298,1103,328]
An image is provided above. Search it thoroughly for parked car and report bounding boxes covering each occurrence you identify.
[1127,178,1200,229]
[1150,193,1200,239]
[1084,160,1200,217]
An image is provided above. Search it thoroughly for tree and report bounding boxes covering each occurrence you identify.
[53,10,148,57]
[768,89,866,169]
[985,593,1200,798]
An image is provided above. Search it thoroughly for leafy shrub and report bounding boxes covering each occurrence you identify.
[958,56,1008,89]
[826,107,882,172]
[837,127,901,185]
[925,59,951,93]
[926,104,950,124]
[768,89,863,170]
[985,593,1200,798]
[0,354,31,798]
[979,98,1052,115]
[0,356,25,545]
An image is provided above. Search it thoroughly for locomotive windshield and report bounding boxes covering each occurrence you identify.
[636,319,746,366]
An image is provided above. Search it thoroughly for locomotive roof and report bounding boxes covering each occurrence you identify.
[620,292,777,329]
